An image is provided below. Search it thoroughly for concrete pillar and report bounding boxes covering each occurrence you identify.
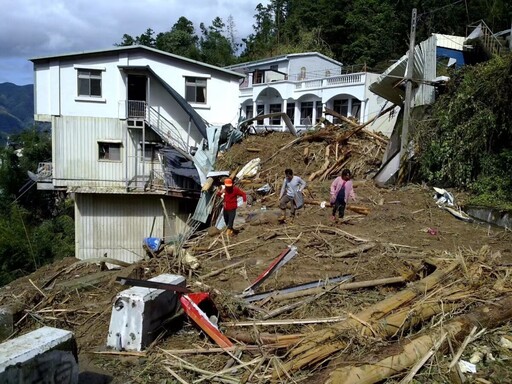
[282,99,287,131]
[360,99,367,123]
[0,326,78,384]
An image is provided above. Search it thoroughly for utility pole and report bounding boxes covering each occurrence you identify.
[399,8,417,183]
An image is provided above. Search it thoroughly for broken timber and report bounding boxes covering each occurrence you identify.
[276,262,460,376]
[240,245,298,296]
[327,295,512,384]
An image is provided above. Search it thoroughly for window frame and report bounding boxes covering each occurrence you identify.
[77,69,103,98]
[300,101,313,124]
[98,141,122,162]
[185,77,207,104]
[269,104,282,125]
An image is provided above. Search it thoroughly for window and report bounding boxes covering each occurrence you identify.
[315,101,323,123]
[185,77,207,104]
[300,101,313,125]
[286,102,295,121]
[333,99,348,123]
[245,105,253,120]
[98,142,121,161]
[269,104,281,125]
[140,143,159,162]
[256,105,264,125]
[253,70,264,84]
[78,69,102,97]
[299,67,307,80]
[351,99,361,120]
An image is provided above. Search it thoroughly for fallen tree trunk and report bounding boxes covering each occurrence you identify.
[327,295,512,384]
[278,262,460,374]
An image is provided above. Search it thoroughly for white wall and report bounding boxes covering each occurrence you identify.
[288,55,340,79]
[33,49,241,126]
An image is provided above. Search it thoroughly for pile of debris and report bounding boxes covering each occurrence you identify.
[1,120,512,383]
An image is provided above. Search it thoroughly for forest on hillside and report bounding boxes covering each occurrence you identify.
[116,0,512,69]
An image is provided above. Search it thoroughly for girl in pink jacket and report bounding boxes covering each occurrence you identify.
[330,169,355,220]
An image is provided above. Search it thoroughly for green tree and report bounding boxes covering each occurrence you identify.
[0,128,75,286]
[414,54,512,203]
[199,17,236,66]
[155,17,201,60]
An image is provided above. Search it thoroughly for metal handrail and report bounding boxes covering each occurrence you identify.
[146,106,189,155]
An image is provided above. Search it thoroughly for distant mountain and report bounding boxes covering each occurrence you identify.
[0,82,34,143]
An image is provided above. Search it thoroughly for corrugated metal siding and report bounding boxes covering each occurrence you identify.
[54,116,126,187]
[75,193,191,263]
[414,36,436,107]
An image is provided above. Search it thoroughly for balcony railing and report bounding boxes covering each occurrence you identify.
[241,73,365,95]
[128,100,146,118]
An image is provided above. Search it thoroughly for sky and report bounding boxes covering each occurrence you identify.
[0,0,269,86]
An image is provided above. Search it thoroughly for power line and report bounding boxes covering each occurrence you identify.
[418,0,464,19]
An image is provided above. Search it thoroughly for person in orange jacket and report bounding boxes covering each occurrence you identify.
[218,178,247,236]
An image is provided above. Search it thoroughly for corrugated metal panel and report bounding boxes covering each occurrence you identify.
[433,34,465,50]
[75,193,190,263]
[369,36,436,107]
[414,36,436,106]
[54,116,126,187]
[192,192,214,223]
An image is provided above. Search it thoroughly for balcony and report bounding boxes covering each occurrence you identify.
[240,72,366,98]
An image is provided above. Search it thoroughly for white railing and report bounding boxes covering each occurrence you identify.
[326,74,363,86]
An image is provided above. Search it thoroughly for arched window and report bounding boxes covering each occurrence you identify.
[300,67,306,80]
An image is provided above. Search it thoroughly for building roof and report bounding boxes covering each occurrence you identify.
[432,34,466,51]
[225,52,342,70]
[30,45,245,79]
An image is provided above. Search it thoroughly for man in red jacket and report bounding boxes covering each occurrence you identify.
[218,178,247,236]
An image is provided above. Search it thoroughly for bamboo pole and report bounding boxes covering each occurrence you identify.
[279,262,460,374]
[330,242,376,258]
[327,295,512,384]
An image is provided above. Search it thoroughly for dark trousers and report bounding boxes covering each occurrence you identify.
[224,209,237,229]
[332,187,346,218]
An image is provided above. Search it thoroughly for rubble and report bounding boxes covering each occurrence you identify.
[0,121,511,383]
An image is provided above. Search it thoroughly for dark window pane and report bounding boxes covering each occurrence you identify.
[90,79,101,96]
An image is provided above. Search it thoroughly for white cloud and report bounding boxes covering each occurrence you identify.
[0,0,268,85]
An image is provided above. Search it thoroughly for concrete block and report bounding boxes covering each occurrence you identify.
[0,306,14,341]
[0,326,78,384]
[107,273,185,351]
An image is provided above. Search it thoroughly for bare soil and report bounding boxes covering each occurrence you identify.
[1,131,511,383]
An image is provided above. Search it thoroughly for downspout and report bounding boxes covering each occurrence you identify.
[124,100,129,191]
[187,117,191,153]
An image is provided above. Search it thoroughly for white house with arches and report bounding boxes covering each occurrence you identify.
[226,52,389,131]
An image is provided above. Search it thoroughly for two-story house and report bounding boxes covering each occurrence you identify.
[31,45,243,263]
[225,52,389,132]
